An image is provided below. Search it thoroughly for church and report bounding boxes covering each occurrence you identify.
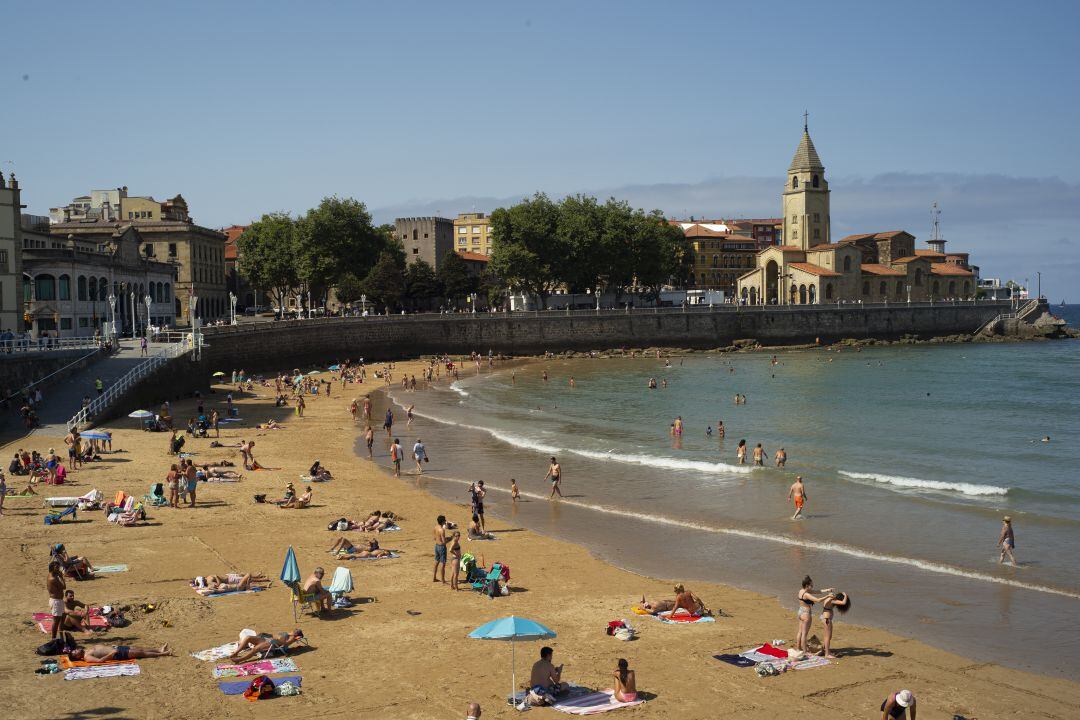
[736,124,976,305]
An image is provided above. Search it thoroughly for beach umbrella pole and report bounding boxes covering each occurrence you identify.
[511,638,516,708]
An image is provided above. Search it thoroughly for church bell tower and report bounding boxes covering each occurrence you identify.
[782,115,830,250]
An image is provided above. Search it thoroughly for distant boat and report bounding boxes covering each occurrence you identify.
[1061,300,1067,307]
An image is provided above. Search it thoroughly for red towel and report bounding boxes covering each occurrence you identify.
[755,643,789,659]
[664,612,704,623]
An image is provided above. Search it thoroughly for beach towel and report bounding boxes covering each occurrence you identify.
[551,689,645,715]
[213,658,298,679]
[93,564,128,574]
[64,664,141,681]
[738,650,777,663]
[204,477,241,483]
[655,610,714,624]
[60,655,137,669]
[191,642,239,662]
[750,643,788,659]
[714,653,756,668]
[34,612,109,633]
[788,655,832,671]
[194,586,265,598]
[338,552,399,561]
[219,675,301,695]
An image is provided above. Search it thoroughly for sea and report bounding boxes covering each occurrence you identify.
[369,304,1080,679]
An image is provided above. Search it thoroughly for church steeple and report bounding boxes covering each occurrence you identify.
[782,116,830,249]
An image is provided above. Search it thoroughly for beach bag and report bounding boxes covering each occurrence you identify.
[498,563,510,582]
[253,494,266,503]
[36,632,76,656]
[243,675,275,701]
[460,553,476,576]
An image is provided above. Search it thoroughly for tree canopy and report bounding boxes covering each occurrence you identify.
[236,212,299,311]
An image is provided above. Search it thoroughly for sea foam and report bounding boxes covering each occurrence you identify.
[839,470,1009,497]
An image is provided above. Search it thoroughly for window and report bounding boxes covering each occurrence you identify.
[791,215,797,224]
[932,280,940,295]
[948,280,956,295]
[412,247,419,255]
[862,281,870,296]
[879,281,887,295]
[61,318,73,330]
[459,227,467,234]
[0,249,7,268]
[843,256,851,272]
[812,174,820,188]
[145,243,155,256]
[792,176,799,189]
[77,276,87,300]
[59,274,71,300]
[813,229,820,239]
[164,283,171,302]
[914,268,924,286]
[79,317,89,328]
[896,281,904,298]
[459,238,466,245]
[813,213,820,222]
[413,229,418,240]
[36,274,56,300]
[168,243,177,257]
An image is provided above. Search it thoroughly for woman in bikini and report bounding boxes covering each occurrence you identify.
[613,658,637,703]
[796,575,835,653]
[328,538,392,558]
[819,591,851,659]
[449,531,462,590]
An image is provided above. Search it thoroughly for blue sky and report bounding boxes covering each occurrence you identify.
[4,1,1078,298]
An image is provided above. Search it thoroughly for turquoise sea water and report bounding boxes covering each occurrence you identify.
[376,306,1080,678]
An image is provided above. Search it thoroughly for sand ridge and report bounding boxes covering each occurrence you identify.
[1,359,1075,719]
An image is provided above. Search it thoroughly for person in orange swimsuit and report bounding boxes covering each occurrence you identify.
[788,476,807,520]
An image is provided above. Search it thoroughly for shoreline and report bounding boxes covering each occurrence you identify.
[1,358,1076,718]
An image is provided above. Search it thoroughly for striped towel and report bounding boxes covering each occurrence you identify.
[219,675,301,695]
[213,658,298,679]
[656,611,715,624]
[192,642,239,662]
[789,655,832,670]
[551,689,644,715]
[64,664,141,680]
[195,586,265,598]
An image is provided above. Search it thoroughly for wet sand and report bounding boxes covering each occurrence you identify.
[1,359,1076,719]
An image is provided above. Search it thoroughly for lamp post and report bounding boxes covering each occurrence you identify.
[361,294,367,316]
[296,293,302,320]
[129,291,136,339]
[144,294,152,338]
[229,292,237,325]
[108,292,117,341]
[1037,271,1041,300]
[307,290,312,319]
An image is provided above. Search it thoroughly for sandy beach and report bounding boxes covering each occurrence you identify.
[2,358,1076,719]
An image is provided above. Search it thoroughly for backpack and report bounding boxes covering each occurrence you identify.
[36,632,76,656]
[243,675,275,701]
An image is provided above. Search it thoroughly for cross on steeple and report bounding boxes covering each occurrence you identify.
[803,110,809,132]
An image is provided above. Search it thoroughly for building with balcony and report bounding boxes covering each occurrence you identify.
[452,212,494,256]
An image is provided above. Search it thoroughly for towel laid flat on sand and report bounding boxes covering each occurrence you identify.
[550,689,645,715]
[64,664,141,681]
[194,586,265,598]
[338,552,400,561]
[655,610,714,624]
[788,655,832,670]
[191,642,239,662]
[218,675,302,695]
[743,643,788,659]
[60,655,138,669]
[34,612,110,633]
[93,564,128,574]
[213,658,298,679]
[714,653,756,668]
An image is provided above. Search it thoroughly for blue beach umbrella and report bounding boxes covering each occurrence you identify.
[469,616,557,708]
[280,546,301,585]
[328,365,340,371]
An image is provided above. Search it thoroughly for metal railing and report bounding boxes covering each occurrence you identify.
[66,339,196,430]
[202,298,1014,336]
[0,335,105,353]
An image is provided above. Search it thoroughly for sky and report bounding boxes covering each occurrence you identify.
[4,0,1078,298]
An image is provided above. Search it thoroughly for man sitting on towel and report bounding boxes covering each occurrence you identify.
[528,646,568,705]
[69,643,173,663]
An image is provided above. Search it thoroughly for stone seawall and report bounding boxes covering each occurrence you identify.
[199,301,1014,370]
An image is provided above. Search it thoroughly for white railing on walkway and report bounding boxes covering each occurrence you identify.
[0,335,106,353]
[66,339,196,430]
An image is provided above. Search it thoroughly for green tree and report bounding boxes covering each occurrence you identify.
[236,212,299,313]
[296,197,387,302]
[334,272,365,305]
[404,259,442,308]
[359,251,405,311]
[556,194,604,292]
[632,209,691,297]
[438,250,476,304]
[489,193,562,308]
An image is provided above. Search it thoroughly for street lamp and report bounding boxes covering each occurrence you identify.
[144,294,152,338]
[296,293,303,320]
[108,293,117,341]
[229,292,237,325]
[360,294,367,316]
[129,291,136,338]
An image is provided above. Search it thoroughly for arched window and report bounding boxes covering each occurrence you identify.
[862,280,870,296]
[23,274,32,302]
[825,283,833,300]
[35,274,56,301]
[948,281,956,296]
[843,256,851,272]
[798,284,807,304]
[914,268,924,286]
[105,279,112,298]
[741,287,748,300]
[879,281,886,296]
[712,254,718,267]
[932,280,940,295]
[789,285,797,303]
[88,277,97,302]
[412,229,419,240]
[59,274,71,301]
[78,275,87,301]
[808,285,817,304]
[792,176,799,189]
[164,283,171,301]
[812,174,820,188]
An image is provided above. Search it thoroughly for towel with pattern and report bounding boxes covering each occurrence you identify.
[194,586,265,598]
[35,612,110,633]
[60,655,138,669]
[93,564,129,574]
[550,689,645,715]
[339,552,400,560]
[655,610,714,624]
[219,675,302,695]
[191,642,239,661]
[213,658,298,678]
[64,664,141,681]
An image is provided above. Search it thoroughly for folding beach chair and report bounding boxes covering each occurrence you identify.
[115,502,146,527]
[44,505,78,525]
[261,633,311,660]
[144,483,167,507]
[472,563,503,598]
[286,580,323,623]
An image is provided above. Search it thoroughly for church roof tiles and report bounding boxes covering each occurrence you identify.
[860,263,906,276]
[930,264,973,277]
[789,131,824,172]
[789,262,841,277]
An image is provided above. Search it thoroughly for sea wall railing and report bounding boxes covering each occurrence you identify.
[0,335,105,353]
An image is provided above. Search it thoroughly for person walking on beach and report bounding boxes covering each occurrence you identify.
[788,476,807,520]
[383,407,394,438]
[545,457,563,499]
[998,516,1017,565]
[363,396,372,421]
[470,481,486,532]
[407,404,415,428]
[510,478,519,502]
[413,438,428,474]
[390,438,403,477]
[449,530,462,591]
[433,515,449,584]
[880,689,916,719]
[364,426,374,459]
[47,561,66,641]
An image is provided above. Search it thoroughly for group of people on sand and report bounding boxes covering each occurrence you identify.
[796,575,851,659]
[639,583,711,617]
[525,646,637,707]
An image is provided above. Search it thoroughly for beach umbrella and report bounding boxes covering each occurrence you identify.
[212,371,226,377]
[79,430,109,440]
[328,365,340,371]
[469,616,556,709]
[280,546,301,585]
[128,410,154,418]
[307,370,320,375]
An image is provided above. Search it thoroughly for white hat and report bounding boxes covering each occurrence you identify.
[895,689,913,707]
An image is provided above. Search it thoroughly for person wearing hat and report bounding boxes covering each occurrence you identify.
[880,689,915,718]
[997,516,1017,565]
[274,482,296,506]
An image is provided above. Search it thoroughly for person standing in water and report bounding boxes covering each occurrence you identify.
[752,443,765,466]
[775,447,787,468]
[510,478,520,502]
[736,440,746,464]
[364,426,374,459]
[716,420,725,438]
[788,476,807,519]
[997,516,1017,565]
[545,457,563,499]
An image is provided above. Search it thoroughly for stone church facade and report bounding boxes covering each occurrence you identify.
[737,126,976,305]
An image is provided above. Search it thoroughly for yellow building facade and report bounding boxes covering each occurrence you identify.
[453,212,493,257]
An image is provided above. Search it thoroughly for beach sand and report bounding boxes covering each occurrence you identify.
[2,359,1076,719]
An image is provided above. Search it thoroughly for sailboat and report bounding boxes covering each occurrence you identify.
[1061,299,1067,308]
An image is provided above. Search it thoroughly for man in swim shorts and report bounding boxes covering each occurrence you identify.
[390,439,402,477]
[69,644,173,663]
[788,476,806,520]
[545,457,563,499]
[433,515,448,583]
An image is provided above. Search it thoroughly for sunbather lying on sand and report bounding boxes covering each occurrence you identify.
[354,509,395,531]
[69,644,173,663]
[638,597,675,615]
[328,537,393,558]
[198,465,243,479]
[191,573,271,594]
[279,486,312,509]
[227,629,305,663]
[258,420,285,429]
